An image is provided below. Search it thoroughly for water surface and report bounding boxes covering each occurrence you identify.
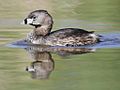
[0,0,120,90]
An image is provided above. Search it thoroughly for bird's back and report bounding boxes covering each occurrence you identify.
[45,28,99,46]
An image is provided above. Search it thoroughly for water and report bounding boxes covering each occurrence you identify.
[0,0,120,90]
[8,33,120,48]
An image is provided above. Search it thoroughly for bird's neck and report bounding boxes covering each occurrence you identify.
[33,24,52,36]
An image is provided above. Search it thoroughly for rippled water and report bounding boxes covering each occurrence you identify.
[0,0,120,90]
[4,31,120,90]
[8,33,120,48]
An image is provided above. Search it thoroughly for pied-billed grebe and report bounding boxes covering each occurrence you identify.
[23,10,100,46]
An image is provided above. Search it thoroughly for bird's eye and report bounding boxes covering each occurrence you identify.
[33,16,36,19]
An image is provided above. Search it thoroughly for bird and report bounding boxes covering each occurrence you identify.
[22,10,100,46]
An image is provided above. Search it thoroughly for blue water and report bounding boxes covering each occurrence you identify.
[7,33,120,49]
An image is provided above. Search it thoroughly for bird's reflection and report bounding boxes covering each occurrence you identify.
[26,51,54,80]
[25,45,96,80]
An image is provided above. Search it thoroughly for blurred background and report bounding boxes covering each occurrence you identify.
[0,0,120,31]
[0,0,120,90]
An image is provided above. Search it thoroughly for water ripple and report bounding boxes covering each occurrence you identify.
[7,33,120,49]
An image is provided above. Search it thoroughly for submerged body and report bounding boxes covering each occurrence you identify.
[23,10,100,46]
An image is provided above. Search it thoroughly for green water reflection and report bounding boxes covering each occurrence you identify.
[0,47,120,90]
[0,0,120,90]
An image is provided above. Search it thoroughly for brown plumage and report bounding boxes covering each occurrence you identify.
[23,10,100,46]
